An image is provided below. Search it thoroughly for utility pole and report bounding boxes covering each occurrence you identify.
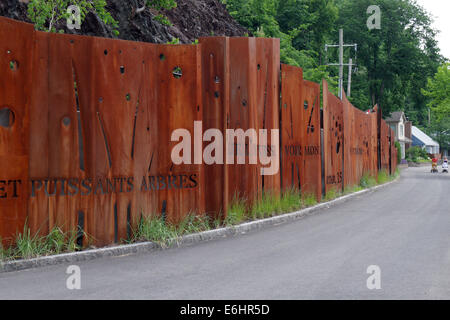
[347,58,353,97]
[325,29,357,100]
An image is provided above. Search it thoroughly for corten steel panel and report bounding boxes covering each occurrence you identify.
[380,119,390,172]
[155,44,205,225]
[343,93,375,188]
[369,111,378,177]
[1,18,205,246]
[280,64,321,201]
[0,17,34,244]
[390,128,397,175]
[28,31,50,236]
[322,80,344,194]
[199,37,229,218]
[226,37,281,206]
[227,37,259,206]
[255,38,280,197]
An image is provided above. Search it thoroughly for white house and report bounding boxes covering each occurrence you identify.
[412,126,440,155]
[386,111,412,159]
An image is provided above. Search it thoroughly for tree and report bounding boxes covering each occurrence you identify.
[335,0,443,116]
[422,63,450,151]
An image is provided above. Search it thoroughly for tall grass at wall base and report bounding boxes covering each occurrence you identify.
[0,225,84,261]
[1,171,400,262]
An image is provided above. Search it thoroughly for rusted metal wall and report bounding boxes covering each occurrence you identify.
[199,36,281,214]
[1,17,205,246]
[343,93,378,188]
[0,17,396,247]
[0,17,34,244]
[380,119,391,172]
[322,80,344,194]
[390,128,397,175]
[281,64,321,201]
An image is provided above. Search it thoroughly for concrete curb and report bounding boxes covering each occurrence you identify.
[0,177,400,273]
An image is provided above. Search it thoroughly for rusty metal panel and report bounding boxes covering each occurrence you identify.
[322,80,344,194]
[343,93,376,188]
[380,119,390,172]
[281,64,321,201]
[227,38,259,205]
[226,37,280,206]
[369,111,378,177]
[255,38,280,197]
[154,44,205,224]
[0,17,34,244]
[199,37,229,218]
[1,17,205,246]
[390,128,397,175]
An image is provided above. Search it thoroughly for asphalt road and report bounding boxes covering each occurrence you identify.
[1,167,449,300]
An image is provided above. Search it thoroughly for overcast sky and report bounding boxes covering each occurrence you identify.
[415,0,450,60]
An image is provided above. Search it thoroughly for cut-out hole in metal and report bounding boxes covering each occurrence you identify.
[9,60,18,71]
[214,91,220,98]
[126,93,131,101]
[120,66,125,74]
[160,54,166,61]
[0,107,14,128]
[304,101,308,110]
[242,99,247,107]
[62,116,71,126]
[172,66,182,79]
[104,49,108,55]
[214,76,220,84]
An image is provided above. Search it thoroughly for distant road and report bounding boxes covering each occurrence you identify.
[1,167,449,300]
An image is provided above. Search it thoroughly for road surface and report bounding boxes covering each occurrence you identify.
[1,167,449,299]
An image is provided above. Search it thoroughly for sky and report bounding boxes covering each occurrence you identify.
[415,0,450,60]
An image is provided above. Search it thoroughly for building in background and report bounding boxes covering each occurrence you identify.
[412,126,440,156]
[386,111,412,159]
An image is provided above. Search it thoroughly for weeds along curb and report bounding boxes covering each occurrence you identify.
[0,176,400,273]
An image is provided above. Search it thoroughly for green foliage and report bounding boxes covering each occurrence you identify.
[222,0,338,87]
[336,0,444,115]
[377,170,389,184]
[225,196,248,225]
[166,37,180,44]
[422,63,450,121]
[27,0,118,34]
[323,188,342,201]
[129,216,179,248]
[422,63,450,150]
[146,0,177,11]
[1,225,83,261]
[406,146,429,163]
[146,0,177,26]
[360,172,377,188]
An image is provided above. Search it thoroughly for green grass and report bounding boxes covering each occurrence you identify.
[323,188,342,202]
[2,169,401,261]
[344,185,364,195]
[377,170,390,184]
[1,225,83,261]
[129,216,179,248]
[225,196,248,226]
[303,193,318,207]
[360,172,377,188]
